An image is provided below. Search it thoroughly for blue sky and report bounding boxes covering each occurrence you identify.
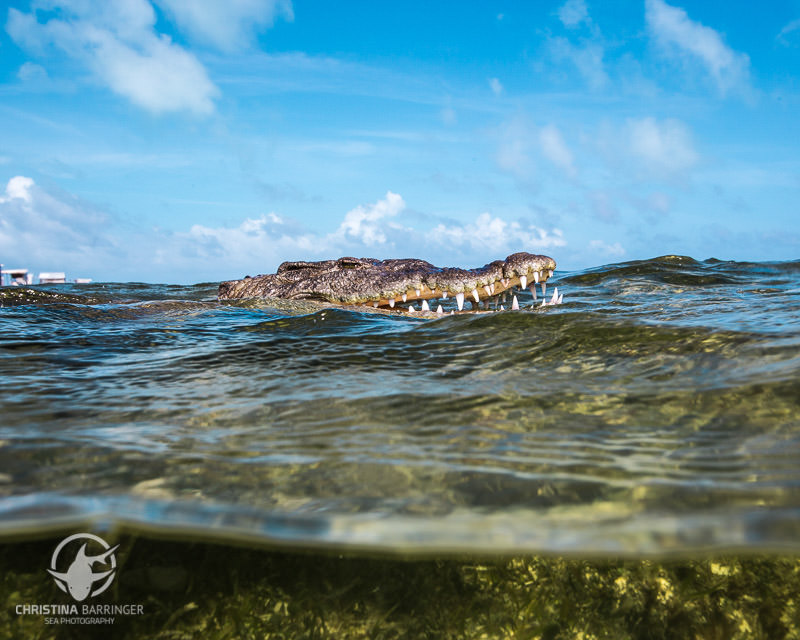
[0,0,799,283]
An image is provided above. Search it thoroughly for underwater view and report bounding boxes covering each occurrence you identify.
[2,255,800,638]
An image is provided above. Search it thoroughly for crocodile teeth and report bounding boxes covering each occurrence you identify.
[421,300,430,312]
[512,295,519,310]
[520,275,527,290]
[541,282,547,298]
[483,300,489,310]
[402,293,407,302]
[389,299,395,308]
[484,285,492,297]
[500,305,505,311]
[530,285,537,301]
[437,305,443,315]
[533,271,540,284]
[442,291,448,299]
[472,288,480,303]
[416,289,421,297]
[373,302,379,308]
[456,292,465,311]
[490,282,496,294]
[549,270,554,278]
[541,287,563,307]
[408,305,416,313]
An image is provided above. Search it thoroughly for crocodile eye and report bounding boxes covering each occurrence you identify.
[278,261,315,272]
[337,257,366,269]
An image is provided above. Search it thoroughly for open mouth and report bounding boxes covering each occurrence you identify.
[376,259,563,314]
[218,252,563,313]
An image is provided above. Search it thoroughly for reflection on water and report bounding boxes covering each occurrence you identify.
[1,256,800,554]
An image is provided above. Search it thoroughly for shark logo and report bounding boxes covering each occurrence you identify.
[48,533,119,602]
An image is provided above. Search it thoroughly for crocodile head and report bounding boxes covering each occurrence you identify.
[218,252,562,313]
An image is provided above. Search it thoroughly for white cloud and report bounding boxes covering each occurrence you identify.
[0,176,34,203]
[6,0,218,115]
[489,77,503,95]
[173,192,567,277]
[88,27,219,114]
[495,118,579,182]
[777,19,800,46]
[17,61,49,82]
[184,212,319,264]
[645,0,750,95]
[495,117,537,182]
[432,212,566,253]
[548,36,608,89]
[496,137,533,180]
[627,117,698,175]
[0,176,116,274]
[183,191,566,271]
[0,175,322,280]
[558,0,589,28]
[335,191,405,245]
[154,0,293,52]
[289,140,375,156]
[539,124,576,177]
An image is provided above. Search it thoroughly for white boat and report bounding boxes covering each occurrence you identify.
[38,272,67,284]
[1,268,33,286]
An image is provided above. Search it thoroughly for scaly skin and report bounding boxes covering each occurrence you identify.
[218,253,558,311]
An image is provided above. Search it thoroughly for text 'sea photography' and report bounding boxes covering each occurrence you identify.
[2,0,800,638]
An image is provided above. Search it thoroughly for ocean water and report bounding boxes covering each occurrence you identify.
[2,255,799,556]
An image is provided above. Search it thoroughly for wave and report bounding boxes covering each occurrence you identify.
[1,256,798,554]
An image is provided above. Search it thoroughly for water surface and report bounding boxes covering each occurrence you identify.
[2,256,799,555]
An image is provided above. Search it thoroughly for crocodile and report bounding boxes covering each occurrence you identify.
[218,252,562,313]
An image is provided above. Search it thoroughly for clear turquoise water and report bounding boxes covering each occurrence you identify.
[1,255,799,555]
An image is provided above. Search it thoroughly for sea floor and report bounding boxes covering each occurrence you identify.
[2,531,800,639]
